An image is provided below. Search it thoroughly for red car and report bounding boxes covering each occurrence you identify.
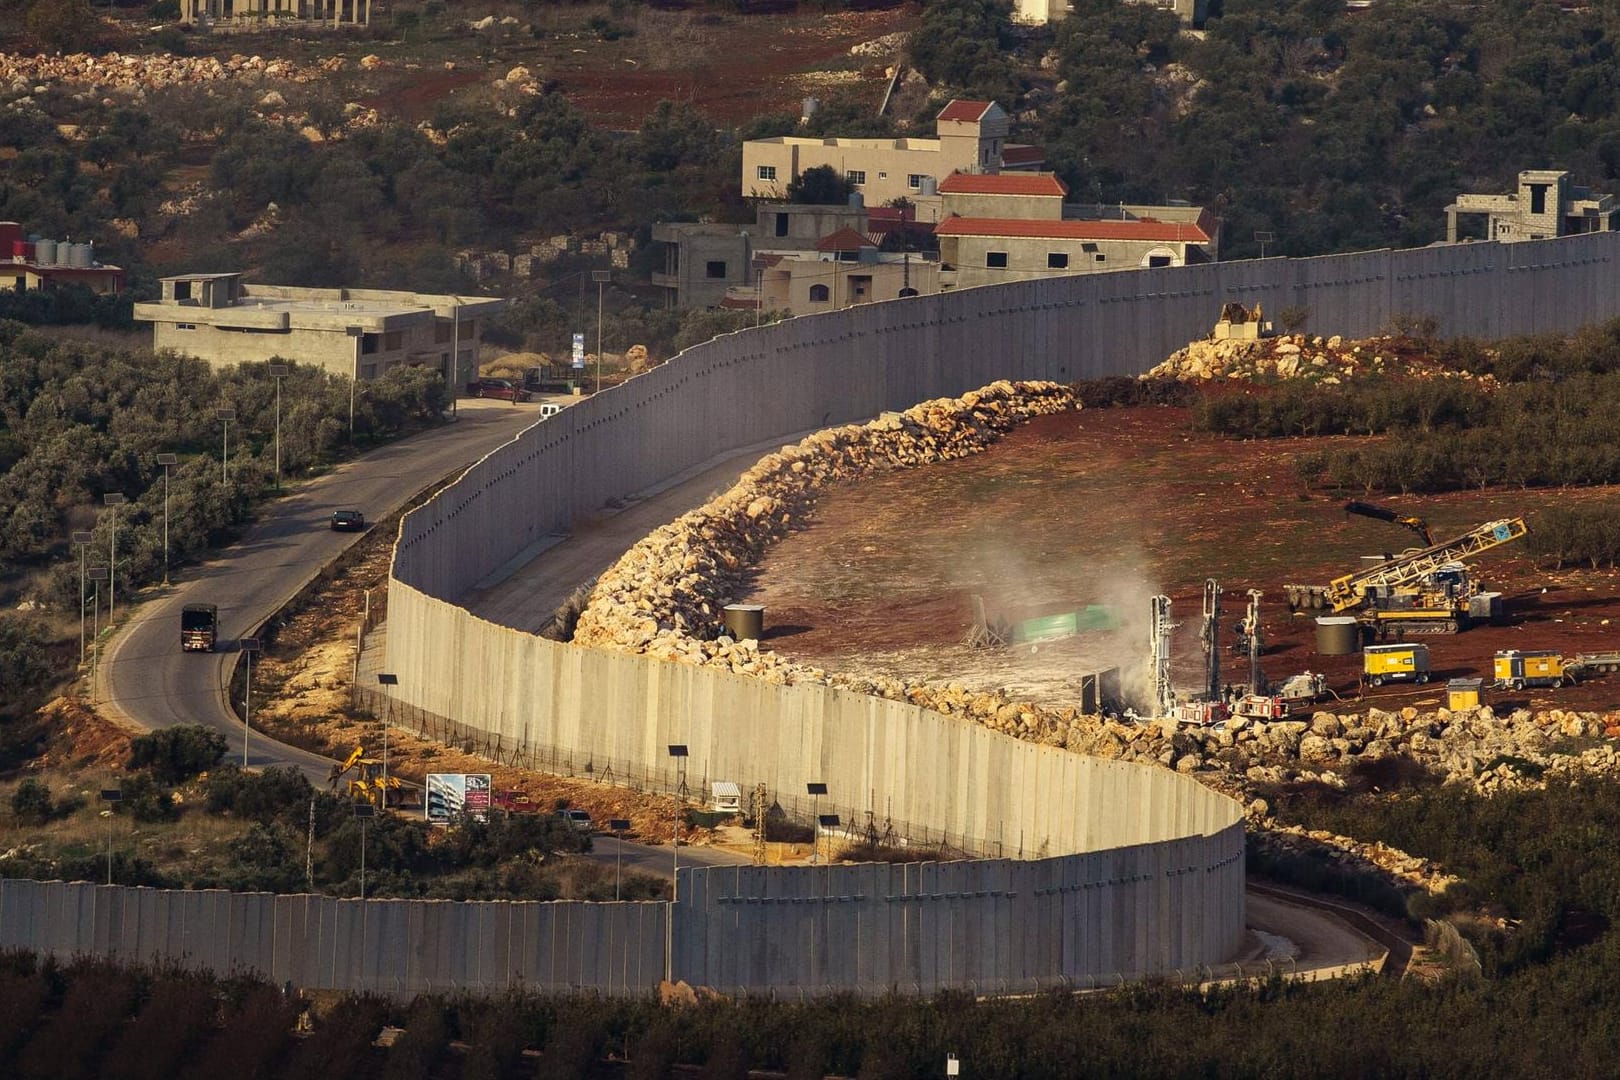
[466,379,532,403]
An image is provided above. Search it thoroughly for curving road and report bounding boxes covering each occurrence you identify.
[99,400,539,785]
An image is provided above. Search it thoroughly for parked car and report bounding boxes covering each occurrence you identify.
[329,509,366,532]
[466,378,532,402]
[554,808,593,834]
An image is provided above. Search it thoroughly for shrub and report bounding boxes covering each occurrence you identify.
[129,725,226,784]
[119,773,178,823]
[9,779,52,826]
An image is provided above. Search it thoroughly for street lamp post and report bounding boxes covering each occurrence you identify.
[609,818,631,901]
[377,673,399,809]
[239,637,260,768]
[155,455,177,584]
[592,270,611,396]
[666,743,688,984]
[215,408,235,485]
[88,567,107,697]
[449,297,460,419]
[354,802,375,899]
[807,783,828,865]
[103,493,125,624]
[347,327,363,443]
[72,530,93,667]
[267,364,288,488]
[99,788,121,885]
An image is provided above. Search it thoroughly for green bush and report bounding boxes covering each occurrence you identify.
[119,773,178,824]
[9,779,52,826]
[129,725,226,784]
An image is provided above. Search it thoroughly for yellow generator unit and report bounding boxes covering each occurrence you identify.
[1363,643,1431,687]
[1447,678,1483,711]
[1493,650,1566,691]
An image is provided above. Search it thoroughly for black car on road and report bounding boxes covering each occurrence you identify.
[330,509,366,532]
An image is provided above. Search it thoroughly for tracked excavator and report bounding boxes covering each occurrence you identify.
[327,745,402,809]
[1286,506,1527,635]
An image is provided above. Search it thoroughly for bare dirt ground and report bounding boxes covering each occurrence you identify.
[744,407,1620,716]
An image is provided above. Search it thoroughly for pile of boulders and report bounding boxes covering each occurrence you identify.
[0,51,358,94]
[1145,332,1492,386]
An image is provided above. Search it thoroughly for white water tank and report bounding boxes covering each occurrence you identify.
[33,238,55,265]
[69,242,92,268]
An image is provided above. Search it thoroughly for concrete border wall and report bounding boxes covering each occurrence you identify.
[0,878,666,995]
[378,232,1620,994]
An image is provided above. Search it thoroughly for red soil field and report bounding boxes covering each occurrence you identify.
[744,407,1620,716]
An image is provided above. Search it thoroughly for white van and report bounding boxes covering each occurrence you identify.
[539,402,564,418]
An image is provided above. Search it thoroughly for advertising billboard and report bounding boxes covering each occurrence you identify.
[425,773,492,824]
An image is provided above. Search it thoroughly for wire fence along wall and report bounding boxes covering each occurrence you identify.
[358,685,1046,860]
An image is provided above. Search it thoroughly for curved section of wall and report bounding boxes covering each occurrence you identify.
[382,232,1620,994]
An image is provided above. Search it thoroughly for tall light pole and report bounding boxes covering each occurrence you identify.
[354,801,374,899]
[267,364,287,488]
[239,636,260,768]
[347,326,363,443]
[72,530,93,667]
[99,788,121,885]
[377,673,398,809]
[88,567,107,697]
[592,270,611,396]
[807,782,827,865]
[610,818,630,901]
[102,493,125,625]
[155,454,177,584]
[449,297,460,418]
[215,408,235,485]
[666,743,688,985]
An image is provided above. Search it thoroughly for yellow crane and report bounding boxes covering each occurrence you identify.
[326,744,402,809]
[1287,516,1528,634]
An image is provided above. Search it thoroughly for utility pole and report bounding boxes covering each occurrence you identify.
[240,637,260,768]
[592,270,611,396]
[103,493,124,624]
[155,455,177,584]
[215,408,235,484]
[268,364,288,488]
[72,531,92,667]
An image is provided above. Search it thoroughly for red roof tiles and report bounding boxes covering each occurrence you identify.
[938,173,1067,197]
[936,100,994,123]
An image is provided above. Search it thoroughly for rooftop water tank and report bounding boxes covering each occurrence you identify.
[919,176,938,196]
[848,191,864,211]
[68,242,92,268]
[34,239,56,266]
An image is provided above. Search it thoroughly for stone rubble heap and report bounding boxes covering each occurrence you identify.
[574,380,1079,664]
[1145,332,1493,386]
[570,374,1620,897]
[0,51,361,94]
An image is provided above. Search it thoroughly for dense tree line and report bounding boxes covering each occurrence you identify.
[1524,503,1620,570]
[0,324,445,738]
[13,930,1620,1078]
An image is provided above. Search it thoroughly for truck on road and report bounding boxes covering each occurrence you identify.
[180,603,218,652]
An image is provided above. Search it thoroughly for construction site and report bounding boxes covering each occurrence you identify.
[744,394,1620,723]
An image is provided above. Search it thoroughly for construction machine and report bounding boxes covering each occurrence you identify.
[327,745,402,809]
[1343,501,1434,548]
[1286,516,1528,634]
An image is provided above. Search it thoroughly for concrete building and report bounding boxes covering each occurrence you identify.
[934,173,1218,290]
[742,100,1043,219]
[134,273,503,385]
[742,232,939,316]
[651,201,934,310]
[179,0,370,26]
[0,222,123,295]
[1014,0,1207,27]
[1446,170,1620,243]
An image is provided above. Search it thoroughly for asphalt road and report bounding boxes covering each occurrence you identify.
[98,400,539,786]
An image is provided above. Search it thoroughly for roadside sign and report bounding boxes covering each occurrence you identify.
[426,773,492,824]
[571,333,586,370]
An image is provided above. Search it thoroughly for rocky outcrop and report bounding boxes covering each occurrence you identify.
[0,51,360,94]
[1144,332,1493,386]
